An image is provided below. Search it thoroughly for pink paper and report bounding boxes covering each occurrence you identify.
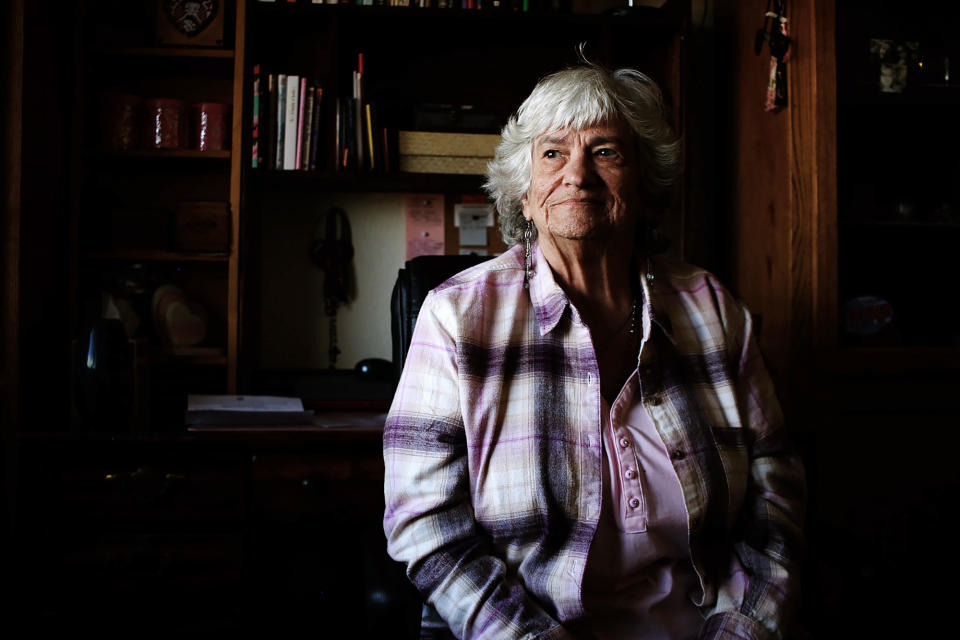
[405,194,445,260]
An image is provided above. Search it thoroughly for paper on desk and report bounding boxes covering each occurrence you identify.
[187,394,305,412]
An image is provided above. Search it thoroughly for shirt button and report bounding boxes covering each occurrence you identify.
[625,468,637,479]
[671,449,686,460]
[619,437,631,448]
[629,498,640,509]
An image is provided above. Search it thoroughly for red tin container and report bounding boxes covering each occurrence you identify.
[144,97,187,149]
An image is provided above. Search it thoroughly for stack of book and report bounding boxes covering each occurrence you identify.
[250,65,325,171]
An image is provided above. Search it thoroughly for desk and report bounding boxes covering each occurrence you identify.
[13,427,420,637]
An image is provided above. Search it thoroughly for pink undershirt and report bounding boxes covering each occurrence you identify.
[571,371,704,640]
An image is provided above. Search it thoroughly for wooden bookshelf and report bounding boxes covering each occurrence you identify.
[64,0,246,433]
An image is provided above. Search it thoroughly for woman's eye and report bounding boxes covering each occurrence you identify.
[543,149,561,159]
[596,148,616,157]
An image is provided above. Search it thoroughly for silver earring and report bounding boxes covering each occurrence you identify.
[523,220,533,289]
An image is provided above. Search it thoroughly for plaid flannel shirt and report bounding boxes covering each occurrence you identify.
[383,243,806,640]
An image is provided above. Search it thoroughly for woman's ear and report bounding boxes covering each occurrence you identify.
[521,195,531,221]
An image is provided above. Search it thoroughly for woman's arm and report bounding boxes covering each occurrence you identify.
[383,292,571,640]
[700,294,807,640]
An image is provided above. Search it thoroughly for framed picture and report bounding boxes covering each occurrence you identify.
[155,0,225,48]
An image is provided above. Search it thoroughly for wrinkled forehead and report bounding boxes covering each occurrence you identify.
[532,118,634,148]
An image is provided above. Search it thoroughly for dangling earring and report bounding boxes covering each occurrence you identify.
[523,219,534,289]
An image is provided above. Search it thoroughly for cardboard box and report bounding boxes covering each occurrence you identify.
[174,201,230,253]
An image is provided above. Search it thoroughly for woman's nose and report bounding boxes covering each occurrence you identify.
[562,148,596,187]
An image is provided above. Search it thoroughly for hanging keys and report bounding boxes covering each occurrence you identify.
[756,1,791,112]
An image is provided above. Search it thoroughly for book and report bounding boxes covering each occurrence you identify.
[309,86,323,171]
[275,74,287,170]
[265,73,277,170]
[354,55,364,170]
[334,98,342,170]
[301,84,315,171]
[283,74,300,170]
[365,103,375,170]
[251,64,261,168]
[296,76,307,170]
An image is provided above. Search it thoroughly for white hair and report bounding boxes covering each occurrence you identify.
[483,63,682,246]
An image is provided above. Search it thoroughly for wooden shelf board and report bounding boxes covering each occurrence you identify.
[250,169,486,193]
[88,149,231,159]
[839,219,960,229]
[93,47,234,59]
[250,2,682,29]
[81,250,229,262]
[140,354,228,366]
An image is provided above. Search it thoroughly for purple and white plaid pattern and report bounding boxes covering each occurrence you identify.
[384,243,805,640]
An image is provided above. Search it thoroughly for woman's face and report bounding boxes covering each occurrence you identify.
[521,118,642,249]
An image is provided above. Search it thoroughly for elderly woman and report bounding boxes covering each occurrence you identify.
[383,62,805,640]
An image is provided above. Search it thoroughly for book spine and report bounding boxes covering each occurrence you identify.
[354,54,365,170]
[265,74,275,170]
[335,98,342,170]
[275,74,286,170]
[365,103,374,170]
[302,85,315,171]
[345,96,355,169]
[251,64,260,168]
[295,76,307,170]
[283,75,300,170]
[309,87,323,171]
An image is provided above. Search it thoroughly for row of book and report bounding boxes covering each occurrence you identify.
[250,64,325,170]
[251,55,389,172]
[256,1,573,11]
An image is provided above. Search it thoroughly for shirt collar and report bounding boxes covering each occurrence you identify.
[528,242,569,336]
[639,257,677,346]
[527,242,676,345]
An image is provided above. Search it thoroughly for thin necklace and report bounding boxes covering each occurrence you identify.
[595,297,637,353]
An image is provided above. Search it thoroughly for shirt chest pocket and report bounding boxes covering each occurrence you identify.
[710,426,749,528]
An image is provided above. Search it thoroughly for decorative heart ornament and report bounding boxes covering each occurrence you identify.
[163,0,218,38]
[165,300,208,347]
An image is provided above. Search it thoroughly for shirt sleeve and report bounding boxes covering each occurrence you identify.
[383,291,571,640]
[700,293,807,640]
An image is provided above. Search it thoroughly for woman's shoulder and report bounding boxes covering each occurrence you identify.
[651,258,749,336]
[653,257,731,299]
[430,245,526,300]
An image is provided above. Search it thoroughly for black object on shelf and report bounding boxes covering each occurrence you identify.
[73,318,136,430]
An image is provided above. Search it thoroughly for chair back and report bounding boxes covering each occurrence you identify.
[390,254,491,383]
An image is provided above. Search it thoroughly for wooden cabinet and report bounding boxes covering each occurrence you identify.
[66,0,246,432]
[13,430,417,636]
[721,1,959,635]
